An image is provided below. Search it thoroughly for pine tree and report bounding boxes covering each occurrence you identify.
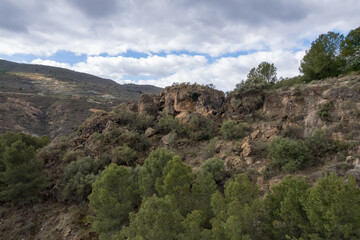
[0,140,47,205]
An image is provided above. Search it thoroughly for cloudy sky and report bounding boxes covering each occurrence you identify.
[0,0,359,91]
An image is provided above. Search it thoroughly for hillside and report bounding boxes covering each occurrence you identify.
[0,74,359,239]
[0,59,162,138]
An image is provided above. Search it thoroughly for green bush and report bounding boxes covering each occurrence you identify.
[63,156,99,202]
[158,114,188,136]
[62,149,86,163]
[270,75,304,90]
[317,101,334,122]
[202,137,218,159]
[63,173,97,203]
[113,109,155,131]
[281,125,304,140]
[269,137,312,172]
[120,130,149,152]
[111,145,137,166]
[187,115,216,141]
[221,120,249,140]
[199,158,226,182]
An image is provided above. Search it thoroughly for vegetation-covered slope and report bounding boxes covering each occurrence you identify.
[0,26,359,240]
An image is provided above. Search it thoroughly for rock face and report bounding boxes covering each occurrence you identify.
[138,94,161,116]
[159,83,225,117]
[262,77,360,139]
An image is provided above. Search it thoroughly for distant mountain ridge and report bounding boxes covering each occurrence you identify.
[0,59,162,138]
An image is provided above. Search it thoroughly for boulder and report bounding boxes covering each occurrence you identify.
[145,127,156,137]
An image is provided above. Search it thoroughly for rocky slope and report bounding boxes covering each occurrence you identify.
[0,59,162,139]
[1,75,359,239]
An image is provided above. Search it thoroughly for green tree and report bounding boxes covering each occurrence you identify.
[120,196,184,240]
[210,174,261,240]
[156,155,193,215]
[303,173,360,239]
[233,62,276,112]
[192,172,217,221]
[248,62,277,84]
[0,140,48,205]
[179,210,209,240]
[300,31,344,81]
[88,163,140,240]
[199,157,226,182]
[340,26,360,72]
[263,176,310,240]
[138,148,174,197]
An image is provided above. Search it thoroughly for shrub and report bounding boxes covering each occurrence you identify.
[270,75,304,90]
[132,113,155,131]
[304,129,331,157]
[63,156,99,202]
[251,140,269,159]
[62,149,86,163]
[96,153,112,170]
[63,173,97,203]
[187,115,216,141]
[120,130,149,152]
[114,109,155,131]
[269,137,312,172]
[111,145,137,166]
[317,101,334,122]
[221,120,249,140]
[281,125,304,140]
[202,137,218,159]
[158,114,188,136]
[199,158,226,182]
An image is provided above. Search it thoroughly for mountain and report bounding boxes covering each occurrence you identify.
[0,59,162,138]
[1,74,359,239]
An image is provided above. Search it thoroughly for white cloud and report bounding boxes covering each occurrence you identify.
[31,59,72,69]
[1,0,358,91]
[30,50,304,91]
[0,0,359,57]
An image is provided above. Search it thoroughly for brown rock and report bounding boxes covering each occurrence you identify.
[241,139,252,157]
[264,128,279,138]
[175,111,192,124]
[269,178,281,189]
[138,94,160,116]
[162,133,172,145]
[250,129,260,139]
[159,84,225,117]
[145,127,156,137]
[245,157,253,165]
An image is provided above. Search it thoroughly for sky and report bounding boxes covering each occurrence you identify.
[0,0,359,91]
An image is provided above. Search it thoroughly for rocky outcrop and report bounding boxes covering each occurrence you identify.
[159,83,225,117]
[138,94,161,116]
